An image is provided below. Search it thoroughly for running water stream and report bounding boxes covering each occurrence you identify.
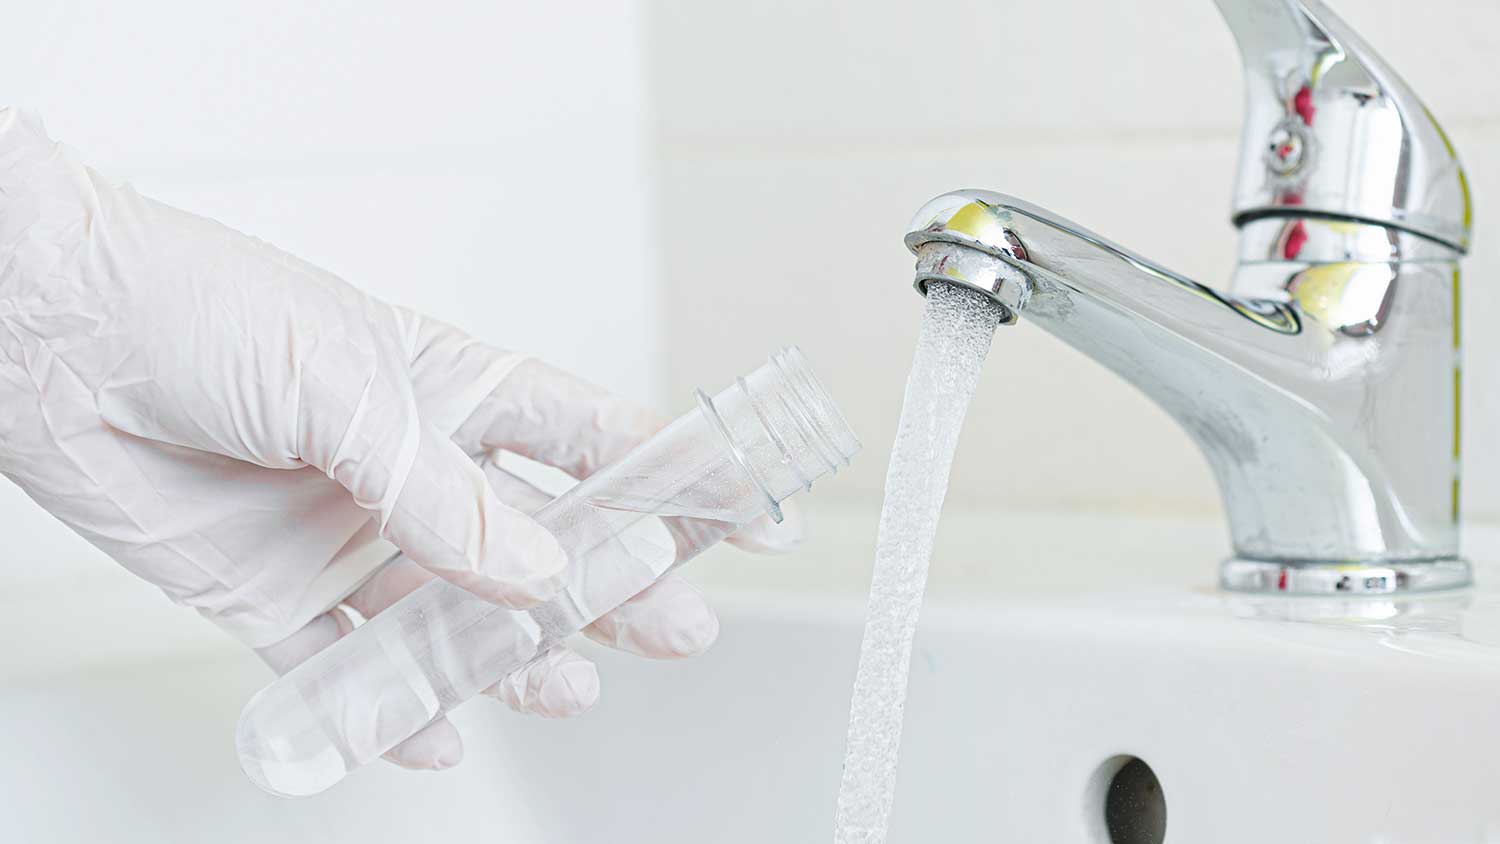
[833,281,1005,843]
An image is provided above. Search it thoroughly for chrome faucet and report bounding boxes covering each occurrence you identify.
[905,0,1471,594]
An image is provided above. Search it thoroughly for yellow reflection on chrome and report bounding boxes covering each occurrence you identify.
[1288,262,1394,334]
[941,201,1011,246]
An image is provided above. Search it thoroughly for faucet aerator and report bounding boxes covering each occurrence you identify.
[910,240,1030,326]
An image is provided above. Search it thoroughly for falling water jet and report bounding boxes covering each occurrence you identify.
[833,281,1006,843]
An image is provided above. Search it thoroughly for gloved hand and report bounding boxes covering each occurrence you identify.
[0,108,801,771]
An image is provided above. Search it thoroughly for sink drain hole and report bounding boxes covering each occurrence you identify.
[1086,755,1166,844]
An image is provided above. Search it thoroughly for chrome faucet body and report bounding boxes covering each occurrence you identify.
[906,0,1471,594]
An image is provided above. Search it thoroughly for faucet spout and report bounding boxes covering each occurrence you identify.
[908,192,1302,349]
[906,189,1467,592]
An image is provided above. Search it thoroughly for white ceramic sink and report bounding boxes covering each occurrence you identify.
[503,588,1500,843]
[4,509,1500,842]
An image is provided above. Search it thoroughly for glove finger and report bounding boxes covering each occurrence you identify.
[341,447,560,622]
[405,319,531,439]
[403,320,663,476]
[343,552,435,619]
[452,357,666,480]
[479,459,553,514]
[292,336,569,609]
[346,543,599,730]
[481,460,717,659]
[354,556,604,720]
[483,645,601,719]
[381,717,464,771]
[315,393,568,609]
[479,462,711,711]
[254,608,464,772]
[475,466,604,717]
[348,467,599,722]
[349,557,462,771]
[583,574,719,659]
[392,427,569,608]
[482,442,720,659]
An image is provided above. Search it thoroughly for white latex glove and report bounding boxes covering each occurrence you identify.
[0,108,802,772]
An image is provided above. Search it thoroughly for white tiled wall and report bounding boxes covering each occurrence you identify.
[0,0,657,581]
[646,0,1500,525]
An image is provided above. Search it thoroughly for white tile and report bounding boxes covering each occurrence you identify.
[6,1,648,171]
[135,143,658,404]
[647,0,1500,143]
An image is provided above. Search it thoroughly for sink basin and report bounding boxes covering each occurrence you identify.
[467,508,1500,842]
[3,508,1499,842]
[503,589,1500,842]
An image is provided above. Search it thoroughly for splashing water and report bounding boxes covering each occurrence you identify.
[833,282,1004,843]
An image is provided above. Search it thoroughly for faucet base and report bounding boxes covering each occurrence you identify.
[1220,557,1472,595]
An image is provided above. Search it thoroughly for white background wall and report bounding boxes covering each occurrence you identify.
[647,0,1500,528]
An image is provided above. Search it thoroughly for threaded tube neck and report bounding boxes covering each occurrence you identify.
[697,347,860,521]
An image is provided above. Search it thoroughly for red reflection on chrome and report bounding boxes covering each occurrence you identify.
[1294,85,1315,125]
[1283,220,1307,260]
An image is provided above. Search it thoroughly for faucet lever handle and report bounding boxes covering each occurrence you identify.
[1216,0,1470,251]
